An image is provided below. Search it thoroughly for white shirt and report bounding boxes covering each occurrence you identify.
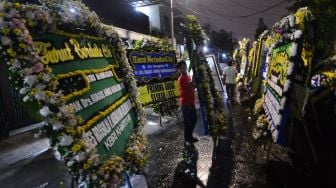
[223,66,237,84]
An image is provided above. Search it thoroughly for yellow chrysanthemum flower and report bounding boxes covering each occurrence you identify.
[6,48,16,57]
[71,143,82,153]
[83,159,93,170]
[19,43,26,49]
[13,2,21,9]
[13,29,21,36]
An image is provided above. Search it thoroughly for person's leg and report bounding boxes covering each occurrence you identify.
[227,84,233,101]
[182,106,192,142]
[230,84,235,102]
[182,105,198,142]
[226,84,231,101]
[189,106,197,139]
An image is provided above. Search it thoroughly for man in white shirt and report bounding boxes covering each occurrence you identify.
[223,60,238,102]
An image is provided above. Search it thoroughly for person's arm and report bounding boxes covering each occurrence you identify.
[190,74,196,89]
[222,69,226,85]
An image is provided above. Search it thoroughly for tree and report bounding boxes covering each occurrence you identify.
[208,29,236,53]
[254,18,268,40]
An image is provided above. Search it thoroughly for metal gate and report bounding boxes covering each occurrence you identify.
[0,64,37,138]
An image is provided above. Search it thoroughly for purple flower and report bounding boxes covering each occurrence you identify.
[32,62,44,73]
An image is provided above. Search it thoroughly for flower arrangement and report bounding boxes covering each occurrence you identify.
[253,94,264,115]
[0,1,147,187]
[252,114,270,142]
[131,37,180,117]
[185,15,227,136]
[252,8,314,143]
[132,37,171,52]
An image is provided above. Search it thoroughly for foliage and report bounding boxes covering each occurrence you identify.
[209,29,236,53]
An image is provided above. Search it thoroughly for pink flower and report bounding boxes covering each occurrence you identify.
[12,18,24,29]
[24,35,33,45]
[32,62,44,73]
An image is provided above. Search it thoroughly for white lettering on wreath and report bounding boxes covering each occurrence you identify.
[104,114,131,150]
[90,99,133,148]
[70,84,124,113]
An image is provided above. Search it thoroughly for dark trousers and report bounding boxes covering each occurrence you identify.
[226,84,235,101]
[181,105,197,142]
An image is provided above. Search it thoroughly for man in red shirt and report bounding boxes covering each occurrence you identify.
[177,60,198,143]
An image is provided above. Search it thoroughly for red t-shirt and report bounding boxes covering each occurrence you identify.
[178,74,195,106]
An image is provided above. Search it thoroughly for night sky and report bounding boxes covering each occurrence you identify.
[169,0,292,40]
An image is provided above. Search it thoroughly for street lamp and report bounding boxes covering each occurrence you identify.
[203,46,208,53]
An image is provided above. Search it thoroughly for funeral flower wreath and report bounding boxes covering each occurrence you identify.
[0,1,147,187]
[253,7,314,141]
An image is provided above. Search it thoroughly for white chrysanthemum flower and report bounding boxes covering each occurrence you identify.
[35,91,46,101]
[42,73,51,82]
[1,36,12,46]
[11,59,20,68]
[49,93,62,104]
[40,106,51,117]
[91,174,97,181]
[75,152,86,162]
[54,150,62,160]
[26,11,35,19]
[60,135,74,146]
[52,122,64,130]
[105,29,113,37]
[256,132,261,139]
[59,105,71,117]
[23,95,31,102]
[8,9,19,18]
[35,83,46,90]
[289,15,295,27]
[24,75,38,87]
[23,68,33,75]
[294,30,302,39]
[90,154,100,166]
[19,87,29,95]
[68,118,77,126]
[67,160,74,167]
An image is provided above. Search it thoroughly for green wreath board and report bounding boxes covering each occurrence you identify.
[0,1,147,187]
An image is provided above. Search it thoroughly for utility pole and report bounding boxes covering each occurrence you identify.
[170,0,175,50]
